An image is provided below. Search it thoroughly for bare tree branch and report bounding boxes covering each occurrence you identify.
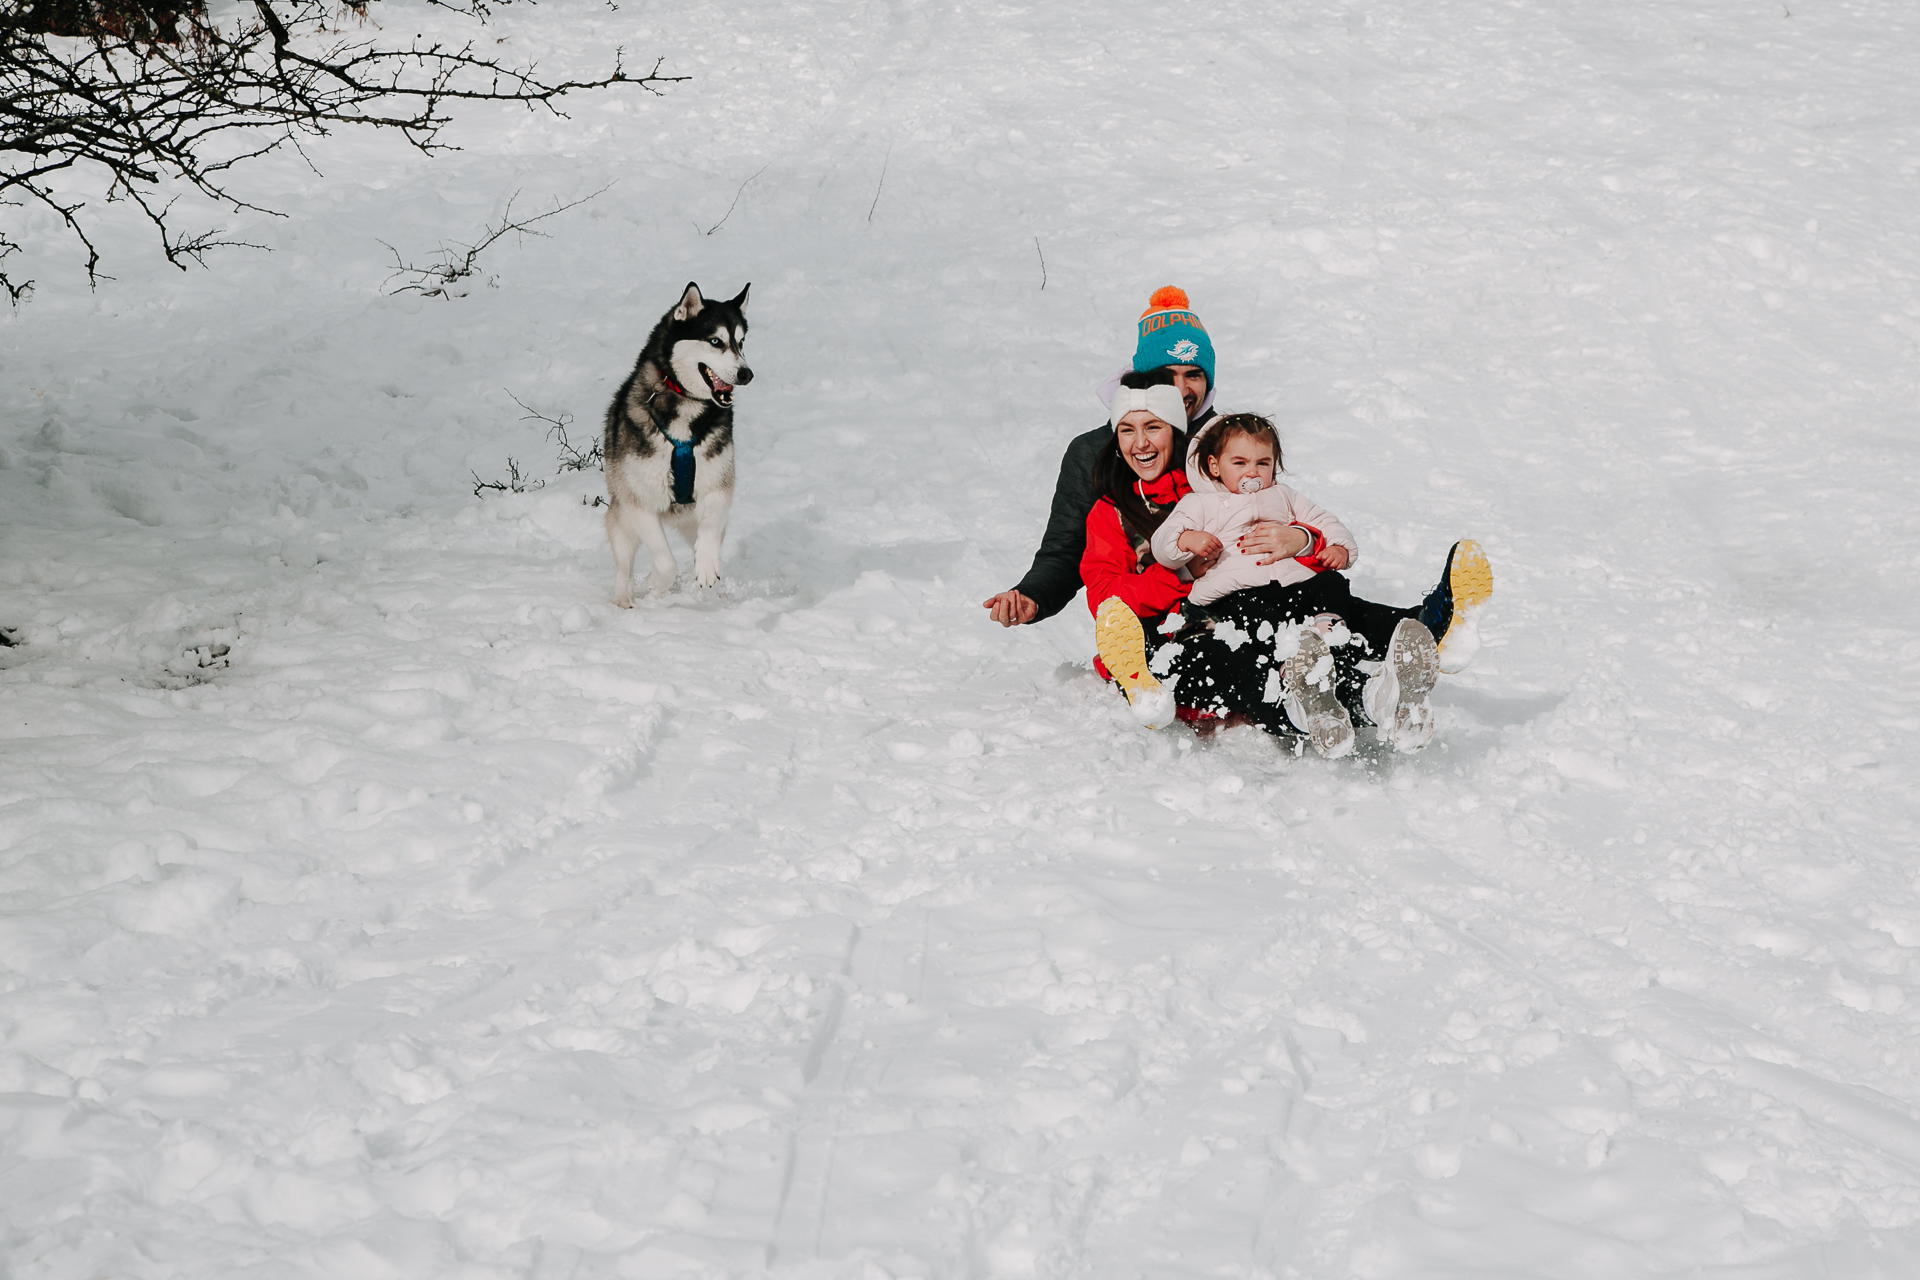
[0,0,682,299]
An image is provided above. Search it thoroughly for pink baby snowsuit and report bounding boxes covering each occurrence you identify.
[1148,484,1359,606]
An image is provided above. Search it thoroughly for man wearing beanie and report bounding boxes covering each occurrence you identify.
[984,287,1225,626]
[1130,286,1215,421]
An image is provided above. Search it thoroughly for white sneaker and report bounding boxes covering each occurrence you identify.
[1363,618,1440,752]
[1281,627,1354,758]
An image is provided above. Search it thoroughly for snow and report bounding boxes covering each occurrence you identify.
[4,0,1920,1275]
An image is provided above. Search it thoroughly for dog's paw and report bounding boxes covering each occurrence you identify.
[613,593,634,609]
[646,574,676,597]
[695,565,721,588]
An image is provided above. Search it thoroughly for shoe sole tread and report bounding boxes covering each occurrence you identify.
[1094,597,1162,704]
[1437,539,1492,665]
[1282,629,1354,758]
[1387,618,1439,752]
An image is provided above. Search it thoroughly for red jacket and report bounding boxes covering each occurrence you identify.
[1080,470,1193,620]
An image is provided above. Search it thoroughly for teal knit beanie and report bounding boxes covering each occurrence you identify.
[1131,286,1215,388]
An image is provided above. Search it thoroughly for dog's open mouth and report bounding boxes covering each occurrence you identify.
[698,364,735,407]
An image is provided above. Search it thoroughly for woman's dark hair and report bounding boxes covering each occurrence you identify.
[1198,412,1284,479]
[1092,367,1188,559]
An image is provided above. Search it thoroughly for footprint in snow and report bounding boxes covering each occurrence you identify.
[158,626,238,686]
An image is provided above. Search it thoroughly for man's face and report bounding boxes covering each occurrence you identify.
[1163,365,1209,421]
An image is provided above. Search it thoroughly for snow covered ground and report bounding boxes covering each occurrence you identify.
[5,0,1920,1274]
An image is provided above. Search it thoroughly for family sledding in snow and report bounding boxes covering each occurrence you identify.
[982,287,1493,757]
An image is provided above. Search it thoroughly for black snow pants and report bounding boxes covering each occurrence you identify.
[1158,573,1417,738]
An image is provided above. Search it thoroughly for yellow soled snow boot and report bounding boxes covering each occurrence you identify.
[1094,596,1175,729]
[1418,539,1493,673]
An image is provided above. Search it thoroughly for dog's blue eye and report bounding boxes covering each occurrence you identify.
[710,337,723,347]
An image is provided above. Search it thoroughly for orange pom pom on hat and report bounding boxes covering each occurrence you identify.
[1132,286,1214,387]
[1140,285,1190,315]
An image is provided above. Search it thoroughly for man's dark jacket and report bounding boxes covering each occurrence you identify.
[1012,408,1215,622]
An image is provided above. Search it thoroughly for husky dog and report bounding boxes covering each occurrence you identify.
[603,282,753,605]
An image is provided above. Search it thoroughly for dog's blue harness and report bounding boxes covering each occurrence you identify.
[655,375,699,506]
[670,435,697,506]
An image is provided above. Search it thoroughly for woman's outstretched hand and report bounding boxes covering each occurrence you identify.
[1238,521,1312,566]
[982,589,1038,627]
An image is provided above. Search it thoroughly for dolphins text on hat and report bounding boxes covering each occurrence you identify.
[1139,310,1206,335]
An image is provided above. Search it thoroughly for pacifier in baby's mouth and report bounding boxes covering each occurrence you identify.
[1237,476,1266,494]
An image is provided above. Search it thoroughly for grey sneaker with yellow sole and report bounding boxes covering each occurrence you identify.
[1363,618,1441,752]
[1281,626,1354,758]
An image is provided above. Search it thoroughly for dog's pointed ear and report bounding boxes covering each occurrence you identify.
[673,282,704,321]
[728,283,750,309]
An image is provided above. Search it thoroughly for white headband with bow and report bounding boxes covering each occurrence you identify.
[1107,384,1186,431]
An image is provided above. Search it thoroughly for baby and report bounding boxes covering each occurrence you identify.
[1148,412,1451,759]
[1149,413,1357,606]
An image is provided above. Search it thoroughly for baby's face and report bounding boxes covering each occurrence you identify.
[1210,433,1276,495]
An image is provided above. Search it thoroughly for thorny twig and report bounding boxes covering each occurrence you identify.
[867,146,889,222]
[701,164,764,235]
[383,185,610,297]
[506,388,601,471]
[471,456,542,496]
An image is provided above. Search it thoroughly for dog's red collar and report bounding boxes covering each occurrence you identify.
[663,374,687,396]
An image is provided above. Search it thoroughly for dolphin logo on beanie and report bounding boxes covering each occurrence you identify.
[1132,286,1215,388]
